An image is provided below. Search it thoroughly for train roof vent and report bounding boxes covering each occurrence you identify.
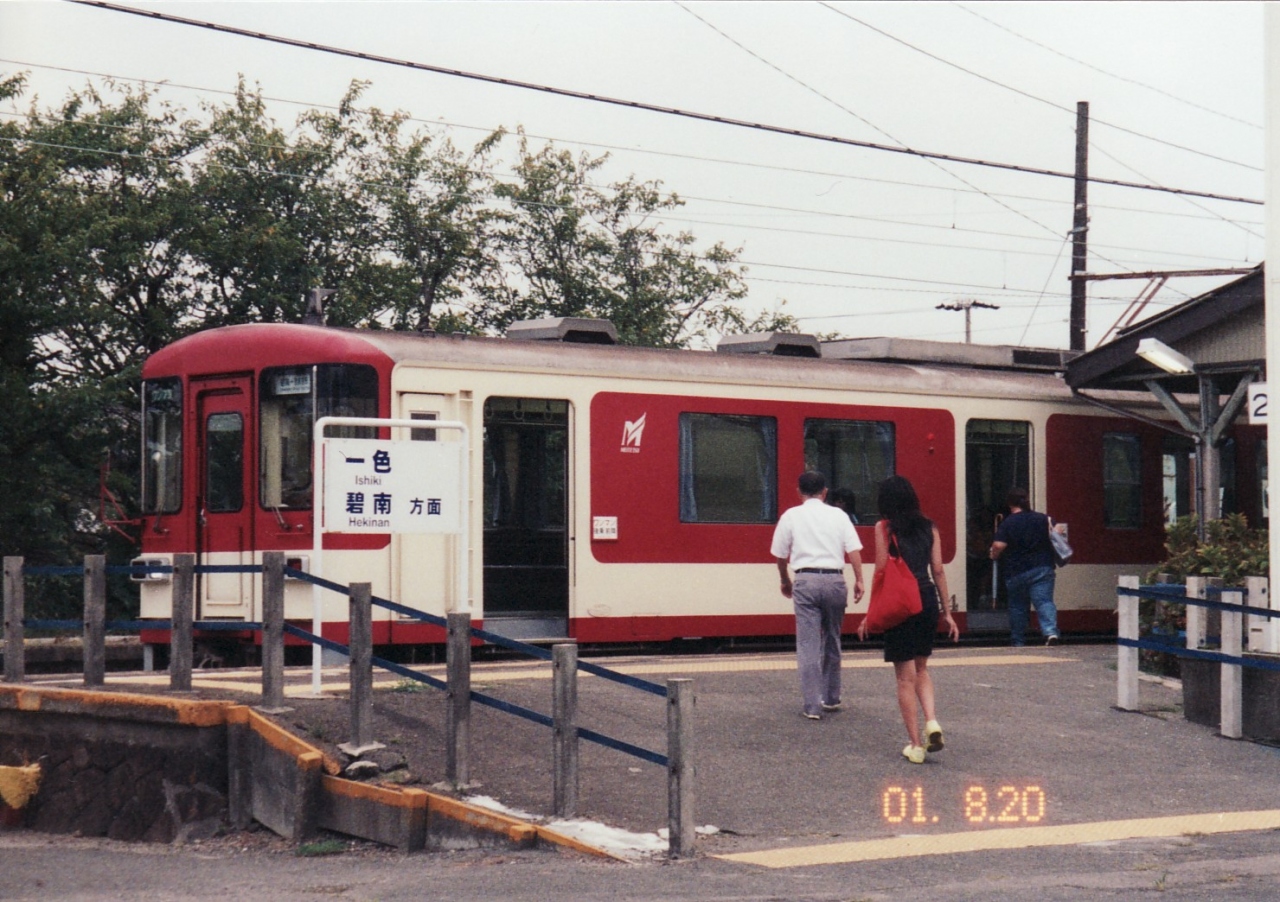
[506,317,618,344]
[716,332,822,358]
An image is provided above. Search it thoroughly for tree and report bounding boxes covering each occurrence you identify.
[479,138,793,348]
[352,107,502,332]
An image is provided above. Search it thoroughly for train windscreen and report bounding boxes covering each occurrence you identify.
[259,364,378,510]
[141,377,183,514]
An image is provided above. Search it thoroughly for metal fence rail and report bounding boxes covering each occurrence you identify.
[3,554,695,857]
[1116,575,1277,740]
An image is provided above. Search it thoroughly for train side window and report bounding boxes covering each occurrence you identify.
[1261,438,1269,520]
[142,377,182,514]
[803,419,894,524]
[259,364,378,510]
[678,413,777,523]
[205,412,244,513]
[411,412,438,441]
[1103,432,1142,528]
[1161,435,1194,525]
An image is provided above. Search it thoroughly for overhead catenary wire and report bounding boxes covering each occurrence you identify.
[3,122,1248,272]
[60,0,1263,206]
[1,58,1264,228]
[952,2,1263,131]
[823,2,1262,172]
[3,130,1253,306]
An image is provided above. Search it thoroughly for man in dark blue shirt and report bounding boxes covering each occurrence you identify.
[989,488,1059,646]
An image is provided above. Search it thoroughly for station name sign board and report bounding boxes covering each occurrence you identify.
[321,438,463,534]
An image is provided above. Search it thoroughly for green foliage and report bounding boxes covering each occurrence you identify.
[1148,514,1269,586]
[1139,514,1270,677]
[0,71,805,621]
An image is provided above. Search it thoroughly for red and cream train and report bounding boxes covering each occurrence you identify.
[132,320,1266,651]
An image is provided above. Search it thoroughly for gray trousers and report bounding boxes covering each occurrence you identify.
[793,573,847,715]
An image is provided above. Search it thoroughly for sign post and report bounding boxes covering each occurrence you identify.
[310,417,469,695]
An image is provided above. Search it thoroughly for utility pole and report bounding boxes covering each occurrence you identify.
[936,299,1000,343]
[1069,101,1089,351]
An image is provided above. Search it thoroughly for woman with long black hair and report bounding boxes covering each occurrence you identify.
[858,475,960,763]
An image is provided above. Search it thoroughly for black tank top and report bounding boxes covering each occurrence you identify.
[887,521,938,614]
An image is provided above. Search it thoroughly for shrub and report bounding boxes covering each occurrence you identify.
[1140,514,1269,677]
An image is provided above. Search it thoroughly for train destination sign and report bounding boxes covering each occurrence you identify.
[321,437,463,534]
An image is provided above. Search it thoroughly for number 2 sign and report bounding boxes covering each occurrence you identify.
[1248,382,1268,425]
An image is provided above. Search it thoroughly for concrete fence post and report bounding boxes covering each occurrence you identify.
[261,552,287,710]
[1116,575,1140,711]
[1245,576,1275,654]
[171,553,195,691]
[445,611,472,787]
[345,583,377,752]
[1185,576,1206,649]
[3,557,23,683]
[1220,589,1244,740]
[83,555,106,687]
[667,677,695,859]
[552,642,579,818]
[1205,576,1224,644]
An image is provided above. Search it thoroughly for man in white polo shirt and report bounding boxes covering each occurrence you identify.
[771,471,865,720]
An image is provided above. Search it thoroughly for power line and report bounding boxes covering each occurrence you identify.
[952,2,1263,131]
[674,1,1145,284]
[2,58,1264,229]
[61,0,1263,206]
[824,3,1262,172]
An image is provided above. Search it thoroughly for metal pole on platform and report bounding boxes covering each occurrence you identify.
[83,555,106,687]
[3,557,23,683]
[667,677,695,859]
[553,642,579,817]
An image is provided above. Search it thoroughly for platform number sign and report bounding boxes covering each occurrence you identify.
[1248,382,1267,425]
[322,438,463,534]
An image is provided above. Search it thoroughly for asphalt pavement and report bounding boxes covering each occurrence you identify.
[9,641,1280,900]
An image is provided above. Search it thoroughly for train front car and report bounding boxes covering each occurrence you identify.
[134,324,397,659]
[133,320,1241,657]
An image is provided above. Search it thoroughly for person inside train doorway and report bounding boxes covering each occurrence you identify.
[772,471,865,720]
[988,487,1060,646]
[827,487,860,525]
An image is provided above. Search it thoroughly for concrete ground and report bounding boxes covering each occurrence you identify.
[8,641,1280,899]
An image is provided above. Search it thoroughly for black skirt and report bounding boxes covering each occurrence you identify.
[883,584,940,663]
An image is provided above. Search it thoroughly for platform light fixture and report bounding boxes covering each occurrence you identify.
[1136,337,1195,375]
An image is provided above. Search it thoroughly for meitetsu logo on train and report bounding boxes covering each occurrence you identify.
[621,413,646,453]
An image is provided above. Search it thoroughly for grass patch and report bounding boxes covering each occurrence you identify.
[295,839,349,857]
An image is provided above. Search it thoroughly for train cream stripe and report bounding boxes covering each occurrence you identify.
[717,809,1280,868]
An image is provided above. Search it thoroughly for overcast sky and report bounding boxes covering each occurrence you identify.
[0,1,1265,350]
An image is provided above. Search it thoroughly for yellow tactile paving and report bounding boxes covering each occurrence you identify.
[25,650,1075,695]
[24,649,1075,690]
[717,809,1280,867]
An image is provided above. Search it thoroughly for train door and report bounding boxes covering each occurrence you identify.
[482,397,570,640]
[392,393,459,621]
[193,377,255,619]
[965,419,1030,632]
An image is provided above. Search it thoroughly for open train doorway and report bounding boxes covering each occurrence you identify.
[482,397,570,640]
[965,419,1030,633]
